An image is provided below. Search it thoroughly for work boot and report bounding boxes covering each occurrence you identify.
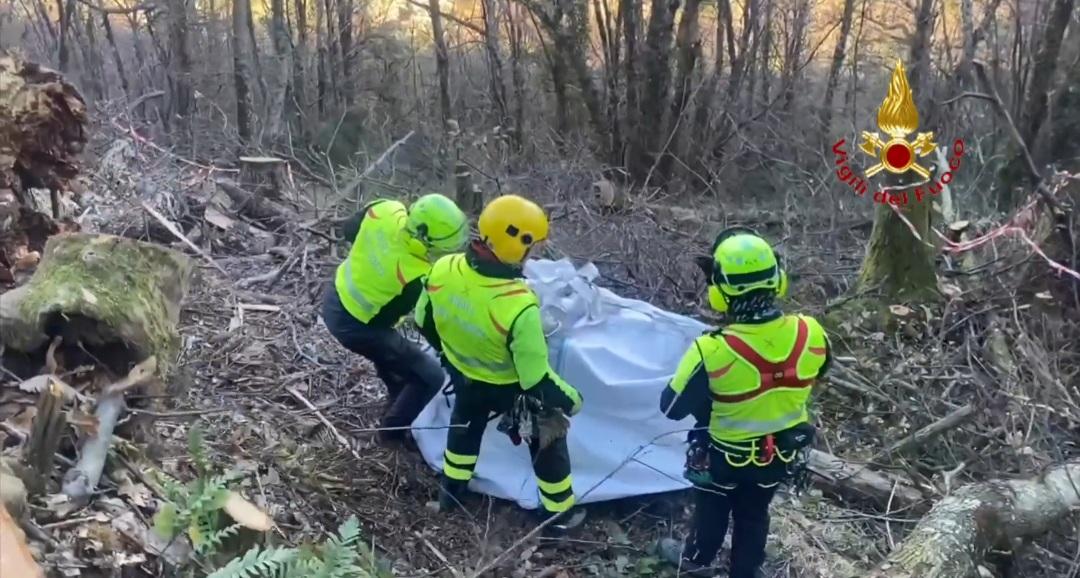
[437,476,468,513]
[656,538,719,578]
[535,507,587,538]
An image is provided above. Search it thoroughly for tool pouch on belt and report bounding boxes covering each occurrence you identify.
[497,394,547,446]
[774,422,816,453]
[684,430,712,486]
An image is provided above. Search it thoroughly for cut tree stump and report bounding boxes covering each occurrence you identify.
[238,156,288,201]
[0,233,194,379]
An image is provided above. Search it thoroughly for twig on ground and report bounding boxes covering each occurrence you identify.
[285,386,392,475]
[872,404,977,462]
[140,201,229,276]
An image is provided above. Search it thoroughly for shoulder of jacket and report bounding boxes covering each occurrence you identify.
[793,313,827,336]
[693,332,727,356]
[426,254,454,277]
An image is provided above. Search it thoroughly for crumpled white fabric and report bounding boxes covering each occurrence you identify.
[411,259,707,509]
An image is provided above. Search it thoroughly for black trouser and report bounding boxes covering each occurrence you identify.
[321,285,445,435]
[684,449,791,578]
[441,366,575,514]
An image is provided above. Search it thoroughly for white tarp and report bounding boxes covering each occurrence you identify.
[411,259,706,510]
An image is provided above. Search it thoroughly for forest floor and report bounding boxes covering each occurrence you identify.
[6,118,1080,578]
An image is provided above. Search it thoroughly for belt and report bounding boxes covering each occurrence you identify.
[712,434,797,467]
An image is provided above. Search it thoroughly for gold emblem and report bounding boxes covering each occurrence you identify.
[859,59,936,179]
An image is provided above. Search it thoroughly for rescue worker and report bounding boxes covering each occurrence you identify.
[321,194,469,448]
[657,227,831,578]
[413,194,586,533]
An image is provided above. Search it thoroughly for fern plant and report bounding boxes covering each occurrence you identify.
[207,516,389,578]
[152,425,245,561]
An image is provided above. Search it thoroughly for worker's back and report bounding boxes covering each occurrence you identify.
[696,313,828,443]
[425,253,538,385]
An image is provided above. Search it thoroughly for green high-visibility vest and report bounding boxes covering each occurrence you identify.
[698,314,828,444]
[424,253,538,384]
[335,200,430,324]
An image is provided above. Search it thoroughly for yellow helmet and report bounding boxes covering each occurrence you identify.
[477,194,549,265]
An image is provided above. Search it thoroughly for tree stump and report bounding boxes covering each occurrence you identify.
[238,156,288,201]
[0,232,194,379]
[454,161,483,217]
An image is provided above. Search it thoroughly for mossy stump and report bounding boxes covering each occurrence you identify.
[0,233,193,379]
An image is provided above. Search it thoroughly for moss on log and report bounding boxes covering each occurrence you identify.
[1,233,193,378]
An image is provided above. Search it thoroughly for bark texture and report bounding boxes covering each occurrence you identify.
[871,461,1080,578]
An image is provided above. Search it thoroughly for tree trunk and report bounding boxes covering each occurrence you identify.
[690,0,731,170]
[167,0,194,132]
[268,0,292,141]
[999,0,1075,204]
[427,0,452,126]
[855,56,939,302]
[661,0,703,184]
[81,6,105,100]
[1048,45,1080,166]
[819,0,856,141]
[101,13,131,103]
[56,0,75,71]
[620,0,641,173]
[906,0,937,113]
[637,0,679,183]
[293,0,308,137]
[315,0,327,117]
[481,0,509,126]
[560,0,609,160]
[337,0,354,106]
[844,0,870,129]
[779,0,810,115]
[323,0,339,111]
[870,461,1080,578]
[709,0,757,166]
[504,0,525,152]
[233,0,253,144]
[594,0,621,164]
[751,0,773,112]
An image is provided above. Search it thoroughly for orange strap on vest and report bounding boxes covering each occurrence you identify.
[710,318,812,404]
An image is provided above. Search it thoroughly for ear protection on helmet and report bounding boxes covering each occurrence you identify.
[406,221,468,256]
[404,222,430,255]
[705,226,788,312]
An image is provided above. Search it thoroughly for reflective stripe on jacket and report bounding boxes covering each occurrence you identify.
[697,314,828,443]
[334,200,430,324]
[424,253,538,384]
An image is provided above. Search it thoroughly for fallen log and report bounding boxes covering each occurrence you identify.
[807,449,926,510]
[873,404,977,461]
[214,178,295,230]
[870,460,1080,578]
[0,233,193,378]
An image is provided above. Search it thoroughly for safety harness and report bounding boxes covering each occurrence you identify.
[685,322,816,486]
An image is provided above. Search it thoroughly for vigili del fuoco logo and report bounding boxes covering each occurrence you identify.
[832,59,965,205]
